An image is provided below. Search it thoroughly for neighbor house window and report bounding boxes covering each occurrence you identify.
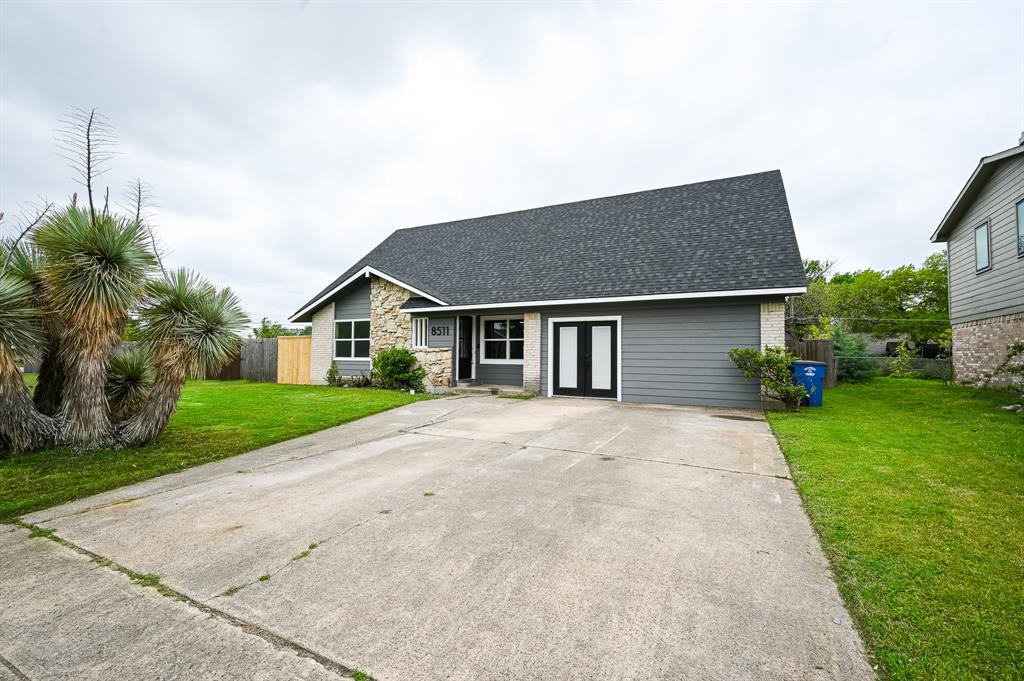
[481,316,524,363]
[975,222,991,271]
[335,320,370,359]
[1017,199,1024,256]
[413,318,428,349]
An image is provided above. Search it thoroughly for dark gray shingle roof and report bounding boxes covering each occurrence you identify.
[294,171,805,318]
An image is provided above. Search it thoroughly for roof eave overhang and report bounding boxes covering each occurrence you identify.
[288,266,447,323]
[402,286,807,314]
[932,145,1024,243]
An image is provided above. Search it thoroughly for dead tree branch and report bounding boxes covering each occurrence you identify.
[56,108,115,228]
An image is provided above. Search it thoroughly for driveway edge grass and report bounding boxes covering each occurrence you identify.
[766,377,1024,680]
[0,380,431,521]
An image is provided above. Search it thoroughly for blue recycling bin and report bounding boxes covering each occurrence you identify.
[791,360,828,407]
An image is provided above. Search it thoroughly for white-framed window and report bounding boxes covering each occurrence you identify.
[335,319,370,359]
[975,221,991,272]
[480,315,524,364]
[413,317,428,349]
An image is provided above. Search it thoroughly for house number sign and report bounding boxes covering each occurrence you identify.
[430,325,450,336]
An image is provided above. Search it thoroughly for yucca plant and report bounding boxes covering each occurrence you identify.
[106,348,156,422]
[0,109,248,454]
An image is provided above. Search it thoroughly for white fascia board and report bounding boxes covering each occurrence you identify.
[402,286,807,314]
[931,145,1024,242]
[289,266,446,322]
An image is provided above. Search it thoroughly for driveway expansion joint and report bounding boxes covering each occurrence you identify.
[0,652,31,681]
[11,522,374,681]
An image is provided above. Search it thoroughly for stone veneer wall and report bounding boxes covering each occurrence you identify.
[370,277,412,353]
[760,301,786,348]
[952,312,1024,386]
[310,303,334,385]
[370,276,452,389]
[414,348,453,390]
[522,312,541,393]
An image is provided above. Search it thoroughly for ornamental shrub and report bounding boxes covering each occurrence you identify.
[371,347,426,391]
[832,325,878,382]
[728,345,806,412]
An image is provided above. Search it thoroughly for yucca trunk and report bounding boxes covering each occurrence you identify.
[58,325,120,448]
[0,346,57,452]
[116,358,186,447]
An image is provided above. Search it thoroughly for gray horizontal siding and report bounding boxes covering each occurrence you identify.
[333,359,370,376]
[333,278,371,319]
[539,299,761,409]
[476,362,523,386]
[947,155,1024,324]
[331,280,371,376]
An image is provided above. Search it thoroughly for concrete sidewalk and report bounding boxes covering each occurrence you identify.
[1,396,874,680]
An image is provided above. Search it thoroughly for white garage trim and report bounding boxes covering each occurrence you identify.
[547,315,622,401]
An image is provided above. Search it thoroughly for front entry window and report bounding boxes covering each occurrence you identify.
[335,320,370,359]
[482,317,524,363]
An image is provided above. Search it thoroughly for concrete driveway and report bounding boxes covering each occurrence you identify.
[0,396,873,681]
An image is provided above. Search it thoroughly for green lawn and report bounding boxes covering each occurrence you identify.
[1,380,429,521]
[768,378,1023,680]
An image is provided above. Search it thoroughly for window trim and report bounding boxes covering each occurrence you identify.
[974,221,992,273]
[412,317,428,349]
[334,318,371,360]
[1016,198,1024,258]
[479,314,525,365]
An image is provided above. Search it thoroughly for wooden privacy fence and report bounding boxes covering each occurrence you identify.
[786,339,837,389]
[276,336,311,385]
[240,338,279,382]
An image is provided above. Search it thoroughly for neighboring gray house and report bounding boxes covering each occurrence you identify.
[290,171,806,408]
[931,136,1024,384]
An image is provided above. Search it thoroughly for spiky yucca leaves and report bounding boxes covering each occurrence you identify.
[106,347,156,422]
[0,277,57,452]
[35,206,157,447]
[118,269,247,446]
[1,240,64,414]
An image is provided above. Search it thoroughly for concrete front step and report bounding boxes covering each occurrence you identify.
[453,384,534,398]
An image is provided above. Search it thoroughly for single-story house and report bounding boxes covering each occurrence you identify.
[290,171,807,408]
[931,134,1024,384]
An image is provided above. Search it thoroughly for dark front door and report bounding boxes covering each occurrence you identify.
[457,315,474,381]
[553,320,617,399]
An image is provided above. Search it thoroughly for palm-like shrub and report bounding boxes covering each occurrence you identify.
[0,110,248,453]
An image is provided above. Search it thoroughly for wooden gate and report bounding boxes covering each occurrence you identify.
[277,336,312,385]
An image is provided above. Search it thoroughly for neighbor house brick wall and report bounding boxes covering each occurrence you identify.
[522,311,541,393]
[370,276,412,354]
[952,312,1024,386]
[310,303,334,385]
[760,302,786,348]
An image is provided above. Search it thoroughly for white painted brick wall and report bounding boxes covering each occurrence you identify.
[522,311,541,392]
[310,304,334,385]
[760,302,786,348]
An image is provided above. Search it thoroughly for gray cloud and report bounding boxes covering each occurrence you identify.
[2,1,1022,323]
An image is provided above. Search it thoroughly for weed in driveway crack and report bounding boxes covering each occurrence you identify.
[13,520,375,679]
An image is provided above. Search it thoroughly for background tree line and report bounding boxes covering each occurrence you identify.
[788,252,950,348]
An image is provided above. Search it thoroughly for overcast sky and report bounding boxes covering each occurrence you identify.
[2,1,1023,324]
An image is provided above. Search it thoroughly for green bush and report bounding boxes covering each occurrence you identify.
[832,325,878,382]
[106,348,156,421]
[371,347,426,391]
[325,363,339,387]
[728,345,806,411]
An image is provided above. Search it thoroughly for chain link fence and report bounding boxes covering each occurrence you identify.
[835,356,953,383]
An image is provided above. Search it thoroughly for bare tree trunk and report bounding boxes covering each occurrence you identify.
[116,362,186,447]
[0,347,57,452]
[57,326,118,449]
